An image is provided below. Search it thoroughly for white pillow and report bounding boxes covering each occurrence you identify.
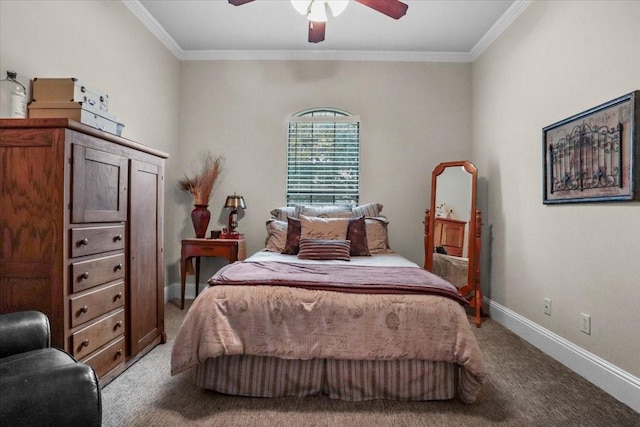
[365,217,393,254]
[299,215,350,240]
[299,205,352,218]
[265,219,287,252]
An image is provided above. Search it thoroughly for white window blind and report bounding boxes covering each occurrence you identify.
[287,109,360,206]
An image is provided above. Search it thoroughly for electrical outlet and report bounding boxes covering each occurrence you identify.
[544,298,551,315]
[581,313,591,335]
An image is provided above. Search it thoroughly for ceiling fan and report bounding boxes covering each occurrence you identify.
[228,0,409,43]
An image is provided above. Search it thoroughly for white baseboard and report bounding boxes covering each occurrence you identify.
[485,298,640,413]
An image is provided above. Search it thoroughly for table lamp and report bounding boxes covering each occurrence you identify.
[222,193,246,239]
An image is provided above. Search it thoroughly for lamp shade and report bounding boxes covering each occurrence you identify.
[224,194,246,209]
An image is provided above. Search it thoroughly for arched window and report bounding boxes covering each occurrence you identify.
[287,108,360,206]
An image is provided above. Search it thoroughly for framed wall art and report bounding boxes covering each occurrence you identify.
[543,90,639,204]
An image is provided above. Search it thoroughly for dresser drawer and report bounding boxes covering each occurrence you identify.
[82,336,125,379]
[72,309,124,359]
[71,253,125,292]
[70,225,125,257]
[70,281,125,327]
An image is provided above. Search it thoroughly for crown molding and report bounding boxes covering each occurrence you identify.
[123,0,530,63]
[121,0,184,58]
[180,49,471,63]
[469,0,532,61]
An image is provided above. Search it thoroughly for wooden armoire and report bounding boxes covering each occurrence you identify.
[0,118,168,385]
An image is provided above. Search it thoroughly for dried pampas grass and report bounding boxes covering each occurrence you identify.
[178,154,224,205]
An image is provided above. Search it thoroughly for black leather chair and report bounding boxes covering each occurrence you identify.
[0,311,102,426]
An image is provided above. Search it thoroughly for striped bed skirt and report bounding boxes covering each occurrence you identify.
[194,355,457,401]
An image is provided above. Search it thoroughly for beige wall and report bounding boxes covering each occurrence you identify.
[172,60,472,281]
[0,1,472,291]
[472,1,640,377]
[1,0,180,282]
[2,0,637,406]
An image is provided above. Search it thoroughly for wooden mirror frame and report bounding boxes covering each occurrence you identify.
[424,160,483,327]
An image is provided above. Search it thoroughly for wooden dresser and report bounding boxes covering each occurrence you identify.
[0,118,168,385]
[434,217,467,257]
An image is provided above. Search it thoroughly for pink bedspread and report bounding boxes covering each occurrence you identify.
[171,260,487,403]
[208,261,469,305]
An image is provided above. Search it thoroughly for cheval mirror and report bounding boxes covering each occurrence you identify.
[424,160,483,327]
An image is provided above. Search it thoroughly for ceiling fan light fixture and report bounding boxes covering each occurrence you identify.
[291,0,348,21]
[290,0,311,16]
[307,1,328,22]
[327,0,349,17]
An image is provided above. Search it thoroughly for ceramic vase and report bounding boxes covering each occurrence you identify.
[191,204,210,238]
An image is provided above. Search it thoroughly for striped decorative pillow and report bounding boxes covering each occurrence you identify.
[270,206,299,221]
[297,239,351,261]
[351,202,383,218]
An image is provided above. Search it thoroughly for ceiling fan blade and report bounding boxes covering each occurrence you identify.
[228,0,254,5]
[308,21,326,43]
[355,0,408,19]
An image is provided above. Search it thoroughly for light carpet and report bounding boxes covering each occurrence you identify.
[101,300,639,426]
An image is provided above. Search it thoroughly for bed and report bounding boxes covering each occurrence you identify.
[171,204,487,403]
[432,253,469,289]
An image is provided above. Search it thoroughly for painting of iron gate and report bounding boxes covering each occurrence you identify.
[543,91,639,203]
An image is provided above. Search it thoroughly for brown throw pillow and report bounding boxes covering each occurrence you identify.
[281,217,302,255]
[347,216,370,256]
[297,239,351,261]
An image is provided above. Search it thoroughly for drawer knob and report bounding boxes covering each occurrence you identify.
[81,339,89,347]
[114,292,123,300]
[115,263,123,271]
[115,349,123,358]
[115,321,123,329]
[80,272,90,280]
[114,234,123,242]
[79,305,89,314]
[79,238,89,246]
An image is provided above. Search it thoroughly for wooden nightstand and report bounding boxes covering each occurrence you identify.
[179,238,246,309]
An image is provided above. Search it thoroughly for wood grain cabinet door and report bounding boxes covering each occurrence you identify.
[128,158,165,355]
[434,218,466,257]
[71,144,128,223]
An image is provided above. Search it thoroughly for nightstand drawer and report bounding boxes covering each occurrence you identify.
[70,225,125,257]
[195,244,236,258]
[72,309,124,359]
[82,336,126,379]
[70,281,125,327]
[71,253,125,292]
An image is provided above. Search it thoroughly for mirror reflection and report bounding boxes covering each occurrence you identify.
[433,166,472,258]
[424,160,483,327]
